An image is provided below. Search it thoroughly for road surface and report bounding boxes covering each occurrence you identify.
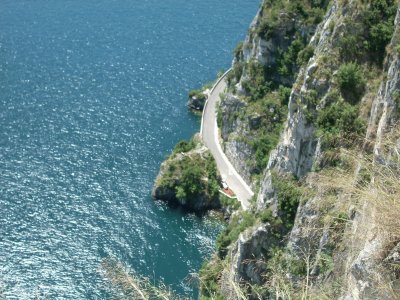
[201,71,254,209]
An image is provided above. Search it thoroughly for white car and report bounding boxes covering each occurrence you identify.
[221,180,228,189]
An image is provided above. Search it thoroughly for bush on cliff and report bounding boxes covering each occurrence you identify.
[256,0,330,40]
[336,62,366,104]
[317,100,366,148]
[156,141,221,211]
[216,211,256,257]
[278,36,306,76]
[189,89,206,101]
[248,91,289,174]
[241,61,272,101]
[362,0,397,64]
[175,161,203,200]
[338,0,397,65]
[271,172,304,229]
[172,139,197,155]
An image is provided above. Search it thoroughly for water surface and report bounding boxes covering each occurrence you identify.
[0,0,259,297]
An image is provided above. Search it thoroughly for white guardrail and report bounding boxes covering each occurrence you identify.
[199,68,232,136]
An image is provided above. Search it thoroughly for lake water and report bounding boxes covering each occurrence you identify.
[0,0,259,298]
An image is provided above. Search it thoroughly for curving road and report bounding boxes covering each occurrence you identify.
[200,70,254,209]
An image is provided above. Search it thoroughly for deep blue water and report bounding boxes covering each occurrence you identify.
[0,0,259,298]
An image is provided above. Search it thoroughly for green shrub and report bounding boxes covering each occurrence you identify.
[369,21,394,53]
[297,45,315,66]
[249,92,287,173]
[303,89,319,123]
[316,101,366,148]
[307,7,325,25]
[336,1,396,64]
[318,252,334,274]
[272,173,304,229]
[216,211,256,257]
[278,85,292,106]
[205,155,221,198]
[216,105,223,128]
[268,248,307,277]
[254,0,329,54]
[339,34,363,62]
[189,89,206,100]
[257,18,277,40]
[324,89,341,106]
[278,36,305,76]
[252,133,280,172]
[160,147,221,206]
[227,61,244,86]
[199,258,225,299]
[328,20,335,33]
[233,41,244,61]
[176,160,203,200]
[220,195,241,210]
[242,61,272,101]
[172,139,196,155]
[362,0,397,64]
[336,63,366,104]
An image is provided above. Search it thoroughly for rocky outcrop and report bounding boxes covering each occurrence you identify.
[366,8,400,163]
[219,0,328,186]
[218,94,254,184]
[220,224,277,300]
[339,7,400,299]
[152,137,222,213]
[187,90,208,111]
[206,1,400,298]
[256,2,340,210]
[274,3,400,299]
[243,11,294,67]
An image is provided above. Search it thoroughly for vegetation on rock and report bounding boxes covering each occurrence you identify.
[149,0,400,298]
[153,137,222,212]
[198,0,400,298]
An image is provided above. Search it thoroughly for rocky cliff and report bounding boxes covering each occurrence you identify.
[200,0,400,299]
[218,0,330,187]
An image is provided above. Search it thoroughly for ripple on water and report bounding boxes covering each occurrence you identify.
[0,0,259,298]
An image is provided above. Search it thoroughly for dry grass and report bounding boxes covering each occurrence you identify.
[101,128,400,300]
[260,127,400,299]
[312,129,400,298]
[318,146,400,244]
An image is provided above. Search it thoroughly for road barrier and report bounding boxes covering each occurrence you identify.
[200,68,231,136]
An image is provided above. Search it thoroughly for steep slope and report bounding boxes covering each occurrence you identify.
[200,0,400,299]
[218,0,330,186]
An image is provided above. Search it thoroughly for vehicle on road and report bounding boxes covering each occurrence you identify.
[221,180,228,189]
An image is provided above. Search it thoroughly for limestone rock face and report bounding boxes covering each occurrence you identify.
[151,173,176,202]
[220,94,246,140]
[232,225,272,283]
[219,94,254,185]
[242,10,297,86]
[219,0,322,187]
[366,9,400,162]
[339,8,400,299]
[385,242,400,266]
[285,5,400,300]
[213,1,400,298]
[256,3,340,210]
[221,224,276,299]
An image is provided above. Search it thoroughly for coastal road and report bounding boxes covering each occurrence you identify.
[201,70,254,209]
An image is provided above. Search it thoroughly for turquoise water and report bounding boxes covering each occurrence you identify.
[0,0,259,298]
